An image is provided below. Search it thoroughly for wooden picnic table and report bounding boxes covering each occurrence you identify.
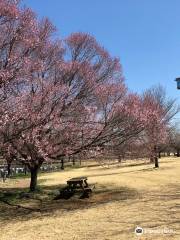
[67,176,89,191]
[56,176,94,199]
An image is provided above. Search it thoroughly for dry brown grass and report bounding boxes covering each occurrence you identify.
[0,157,180,240]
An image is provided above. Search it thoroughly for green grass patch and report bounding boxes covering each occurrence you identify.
[10,172,31,179]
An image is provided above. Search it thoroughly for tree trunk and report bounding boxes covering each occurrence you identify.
[154,157,159,168]
[158,152,161,158]
[24,165,27,175]
[61,158,64,170]
[118,155,122,163]
[150,156,154,162]
[72,156,75,166]
[7,163,11,177]
[177,150,180,157]
[30,166,39,191]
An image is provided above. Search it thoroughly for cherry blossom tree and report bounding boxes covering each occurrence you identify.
[169,127,180,157]
[107,86,179,167]
[0,5,129,191]
[0,0,63,189]
[141,86,179,167]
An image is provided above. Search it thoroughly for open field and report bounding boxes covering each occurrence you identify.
[0,157,180,240]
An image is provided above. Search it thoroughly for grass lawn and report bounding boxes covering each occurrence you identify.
[0,157,180,240]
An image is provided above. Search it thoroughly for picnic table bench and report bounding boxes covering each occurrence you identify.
[57,176,94,199]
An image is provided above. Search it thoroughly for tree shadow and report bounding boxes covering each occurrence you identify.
[85,161,153,172]
[0,184,140,222]
[84,164,177,178]
[84,167,153,178]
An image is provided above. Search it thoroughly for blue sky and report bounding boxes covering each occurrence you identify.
[24,0,180,105]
